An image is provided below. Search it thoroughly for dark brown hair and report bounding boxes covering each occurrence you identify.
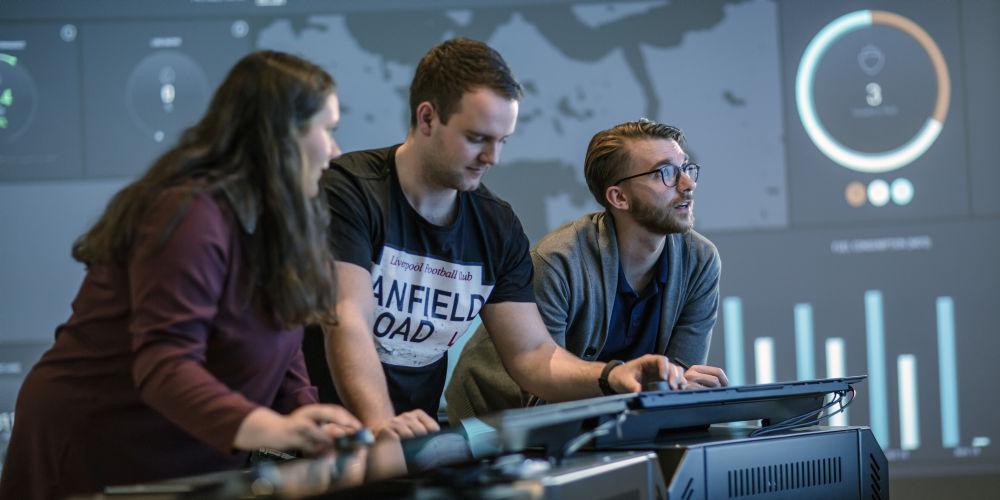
[584,119,684,209]
[409,37,522,126]
[73,50,338,326]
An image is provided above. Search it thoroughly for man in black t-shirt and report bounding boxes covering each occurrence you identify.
[313,145,535,419]
[304,38,687,438]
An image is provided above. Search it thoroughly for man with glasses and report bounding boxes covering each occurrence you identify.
[446,119,728,421]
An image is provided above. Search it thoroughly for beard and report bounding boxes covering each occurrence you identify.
[422,141,484,192]
[630,194,694,235]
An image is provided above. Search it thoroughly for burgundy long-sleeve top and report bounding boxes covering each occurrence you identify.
[0,186,318,499]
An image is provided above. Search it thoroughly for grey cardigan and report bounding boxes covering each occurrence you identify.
[444,211,721,422]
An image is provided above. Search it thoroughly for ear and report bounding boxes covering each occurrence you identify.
[414,101,436,136]
[605,185,630,211]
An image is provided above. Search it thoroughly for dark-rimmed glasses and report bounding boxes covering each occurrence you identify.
[612,163,700,188]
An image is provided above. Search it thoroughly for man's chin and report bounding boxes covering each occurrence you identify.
[677,215,695,233]
[432,172,480,192]
[456,176,483,192]
[655,214,694,235]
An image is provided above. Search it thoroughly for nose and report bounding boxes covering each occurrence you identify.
[478,141,501,166]
[677,169,696,192]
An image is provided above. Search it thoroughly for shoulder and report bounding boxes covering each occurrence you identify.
[329,146,395,180]
[134,184,235,260]
[468,183,517,218]
[683,229,719,259]
[323,147,395,199]
[322,147,397,213]
[465,183,527,235]
[673,229,720,273]
[534,212,602,261]
[148,184,230,231]
[529,212,606,282]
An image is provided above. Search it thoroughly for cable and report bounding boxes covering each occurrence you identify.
[559,410,630,462]
[750,387,856,436]
[750,387,857,437]
[759,388,854,435]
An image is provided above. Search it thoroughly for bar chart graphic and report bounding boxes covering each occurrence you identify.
[754,337,776,384]
[720,291,987,456]
[794,303,816,380]
[706,217,1000,475]
[936,297,959,449]
[898,354,920,451]
[723,297,746,387]
[825,337,848,427]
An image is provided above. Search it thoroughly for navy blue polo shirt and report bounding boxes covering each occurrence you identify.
[598,247,669,362]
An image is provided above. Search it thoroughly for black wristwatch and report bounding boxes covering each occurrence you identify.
[599,360,625,396]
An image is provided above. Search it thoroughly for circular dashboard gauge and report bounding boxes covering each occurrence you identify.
[125,50,209,143]
[795,10,949,173]
[0,52,40,144]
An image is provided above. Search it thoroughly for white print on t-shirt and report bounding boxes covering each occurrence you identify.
[369,246,494,367]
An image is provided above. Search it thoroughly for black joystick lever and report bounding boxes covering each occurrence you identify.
[642,380,672,392]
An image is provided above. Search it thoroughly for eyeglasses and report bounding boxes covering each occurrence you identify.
[612,163,700,188]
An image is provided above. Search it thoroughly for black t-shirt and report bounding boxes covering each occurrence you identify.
[306,145,534,417]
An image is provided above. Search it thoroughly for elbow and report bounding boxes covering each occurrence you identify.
[503,346,554,400]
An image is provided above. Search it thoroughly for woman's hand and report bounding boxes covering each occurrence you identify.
[233,404,362,454]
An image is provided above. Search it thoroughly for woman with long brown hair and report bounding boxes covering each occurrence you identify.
[0,50,359,499]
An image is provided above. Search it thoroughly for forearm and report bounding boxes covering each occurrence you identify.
[233,407,283,450]
[135,349,258,452]
[509,341,606,402]
[488,302,683,401]
[486,302,606,402]
[324,318,395,427]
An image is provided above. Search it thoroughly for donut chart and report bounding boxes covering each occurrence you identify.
[0,53,40,143]
[795,10,950,173]
[124,50,210,143]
